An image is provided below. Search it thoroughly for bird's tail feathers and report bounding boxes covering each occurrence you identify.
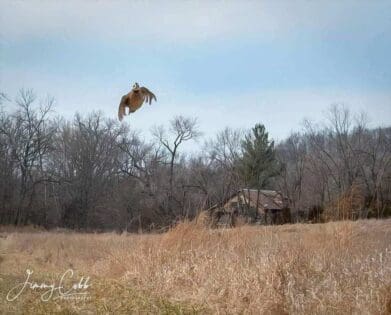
[118,107,125,121]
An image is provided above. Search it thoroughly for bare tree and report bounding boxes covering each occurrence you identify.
[153,116,200,196]
[152,115,200,218]
[49,112,127,229]
[0,90,56,225]
[276,132,307,221]
[205,127,243,204]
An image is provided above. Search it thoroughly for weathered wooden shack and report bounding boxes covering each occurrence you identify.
[208,189,291,227]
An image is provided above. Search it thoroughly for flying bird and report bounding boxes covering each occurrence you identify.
[118,83,157,121]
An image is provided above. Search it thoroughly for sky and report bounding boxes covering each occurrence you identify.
[1,0,390,147]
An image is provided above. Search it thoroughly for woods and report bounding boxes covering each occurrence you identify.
[0,91,390,231]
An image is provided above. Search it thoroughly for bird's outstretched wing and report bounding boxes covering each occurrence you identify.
[140,87,157,105]
[118,95,128,121]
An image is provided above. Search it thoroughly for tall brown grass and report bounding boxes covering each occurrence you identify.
[0,219,390,314]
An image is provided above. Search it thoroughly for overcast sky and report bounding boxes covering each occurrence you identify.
[1,0,390,145]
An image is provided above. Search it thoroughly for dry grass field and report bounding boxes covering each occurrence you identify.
[0,219,390,314]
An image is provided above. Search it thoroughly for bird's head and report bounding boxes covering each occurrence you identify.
[132,82,140,91]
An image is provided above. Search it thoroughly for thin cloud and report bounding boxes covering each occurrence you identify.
[1,0,389,43]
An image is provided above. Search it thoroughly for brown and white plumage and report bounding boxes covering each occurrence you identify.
[118,83,157,121]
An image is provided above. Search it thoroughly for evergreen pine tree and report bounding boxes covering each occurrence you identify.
[240,123,280,189]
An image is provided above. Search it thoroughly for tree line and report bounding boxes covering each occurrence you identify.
[0,90,390,231]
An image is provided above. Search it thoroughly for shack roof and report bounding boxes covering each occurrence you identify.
[227,189,287,210]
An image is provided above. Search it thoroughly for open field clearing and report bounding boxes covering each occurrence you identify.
[0,219,390,314]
